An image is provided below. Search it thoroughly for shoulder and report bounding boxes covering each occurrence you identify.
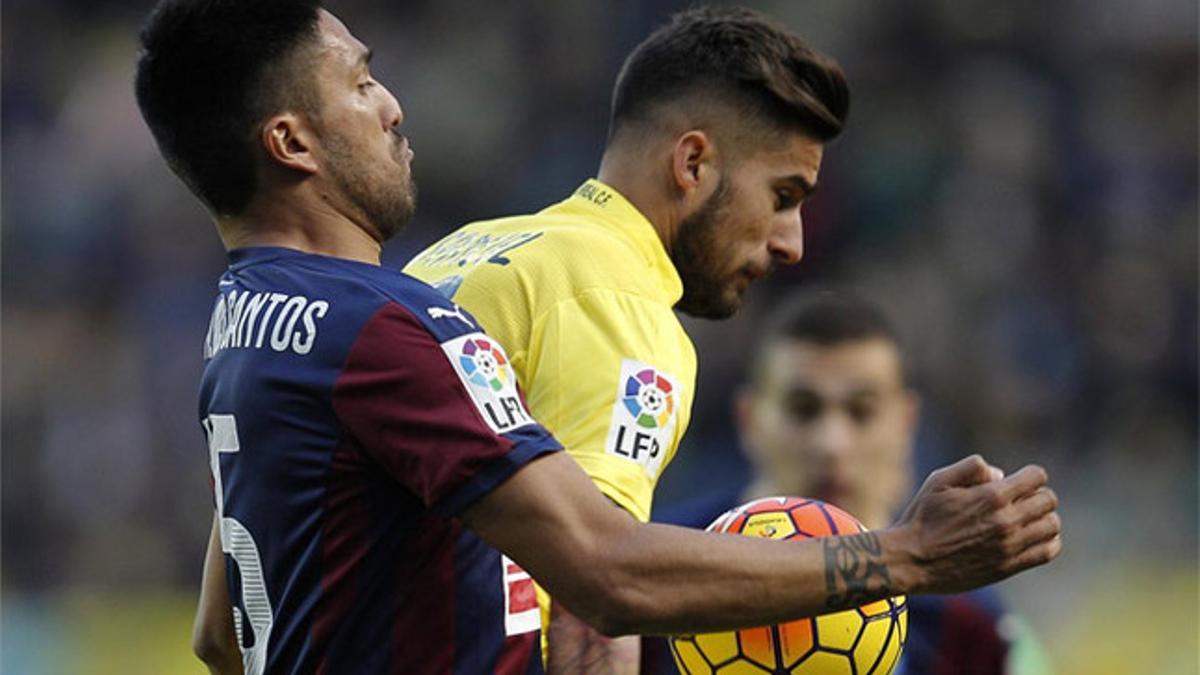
[411,215,642,298]
[204,250,462,364]
[517,217,641,284]
[298,256,482,340]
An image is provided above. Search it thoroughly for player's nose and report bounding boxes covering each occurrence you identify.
[810,413,853,459]
[380,82,403,130]
[768,213,804,265]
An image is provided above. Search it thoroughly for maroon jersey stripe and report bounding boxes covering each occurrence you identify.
[312,435,373,675]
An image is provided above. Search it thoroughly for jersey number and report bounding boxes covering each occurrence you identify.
[204,414,275,675]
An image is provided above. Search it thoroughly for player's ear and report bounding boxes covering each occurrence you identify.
[670,130,719,202]
[261,113,319,175]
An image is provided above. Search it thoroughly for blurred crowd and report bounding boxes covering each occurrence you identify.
[3,0,1196,672]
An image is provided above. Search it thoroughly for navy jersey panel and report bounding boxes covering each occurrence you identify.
[199,247,557,674]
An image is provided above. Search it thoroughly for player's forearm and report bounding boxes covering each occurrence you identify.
[570,521,913,636]
[546,606,640,675]
[194,515,244,675]
[198,649,244,675]
[465,452,914,638]
[466,453,1059,639]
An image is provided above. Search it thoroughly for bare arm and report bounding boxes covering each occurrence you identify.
[546,603,640,675]
[461,452,1061,637]
[193,513,244,675]
[542,499,647,675]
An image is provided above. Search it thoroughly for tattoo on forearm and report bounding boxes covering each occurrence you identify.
[823,532,893,610]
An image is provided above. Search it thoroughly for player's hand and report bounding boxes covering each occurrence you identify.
[888,454,1062,595]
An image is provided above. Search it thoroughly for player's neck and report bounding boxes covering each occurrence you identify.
[216,189,383,265]
[597,151,681,256]
[741,477,781,505]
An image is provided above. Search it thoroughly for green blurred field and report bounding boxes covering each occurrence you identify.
[3,591,204,675]
[2,559,1195,675]
[1044,563,1198,675]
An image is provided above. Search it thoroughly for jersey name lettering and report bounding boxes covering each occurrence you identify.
[204,290,329,359]
[411,230,543,269]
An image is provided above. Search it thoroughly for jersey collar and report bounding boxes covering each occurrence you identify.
[553,179,683,305]
[227,246,306,270]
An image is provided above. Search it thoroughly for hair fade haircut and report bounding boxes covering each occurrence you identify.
[608,6,849,148]
[135,0,323,216]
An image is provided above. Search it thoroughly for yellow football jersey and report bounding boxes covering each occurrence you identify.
[404,179,697,522]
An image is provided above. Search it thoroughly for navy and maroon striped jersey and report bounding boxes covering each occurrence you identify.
[199,246,560,674]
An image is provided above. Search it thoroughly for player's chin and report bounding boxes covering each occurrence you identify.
[724,290,746,317]
[680,292,741,320]
[374,197,417,242]
[723,277,753,311]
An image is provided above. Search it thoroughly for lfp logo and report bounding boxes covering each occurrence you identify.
[622,368,675,429]
[606,360,680,479]
[442,333,533,434]
[460,338,509,392]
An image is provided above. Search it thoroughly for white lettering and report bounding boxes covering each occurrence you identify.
[270,296,307,352]
[204,291,330,358]
[293,301,328,355]
[211,295,229,355]
[204,298,225,359]
[229,291,260,345]
[254,293,288,349]
[238,293,269,348]
[225,291,250,349]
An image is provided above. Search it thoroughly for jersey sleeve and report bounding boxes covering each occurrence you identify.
[332,302,560,516]
[519,288,696,522]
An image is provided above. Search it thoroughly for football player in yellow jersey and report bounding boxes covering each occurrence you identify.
[406,7,847,672]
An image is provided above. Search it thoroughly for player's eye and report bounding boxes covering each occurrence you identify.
[847,403,877,425]
[774,188,800,212]
[785,396,821,421]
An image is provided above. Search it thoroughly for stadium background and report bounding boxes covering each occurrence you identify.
[2,0,1196,672]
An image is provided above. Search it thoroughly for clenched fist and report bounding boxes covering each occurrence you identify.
[884,454,1063,595]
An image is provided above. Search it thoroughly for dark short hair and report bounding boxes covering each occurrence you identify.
[752,291,905,382]
[135,0,323,215]
[608,6,849,148]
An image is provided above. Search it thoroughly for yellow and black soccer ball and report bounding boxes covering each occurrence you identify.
[669,497,907,675]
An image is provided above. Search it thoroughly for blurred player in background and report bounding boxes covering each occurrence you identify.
[135,2,1063,674]
[647,292,1055,675]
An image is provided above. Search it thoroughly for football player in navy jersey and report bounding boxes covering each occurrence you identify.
[134,2,1062,674]
[647,292,1055,674]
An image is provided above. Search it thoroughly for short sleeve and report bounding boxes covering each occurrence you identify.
[522,288,696,522]
[332,302,560,515]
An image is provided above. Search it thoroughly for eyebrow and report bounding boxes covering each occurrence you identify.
[782,385,887,400]
[782,174,818,197]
